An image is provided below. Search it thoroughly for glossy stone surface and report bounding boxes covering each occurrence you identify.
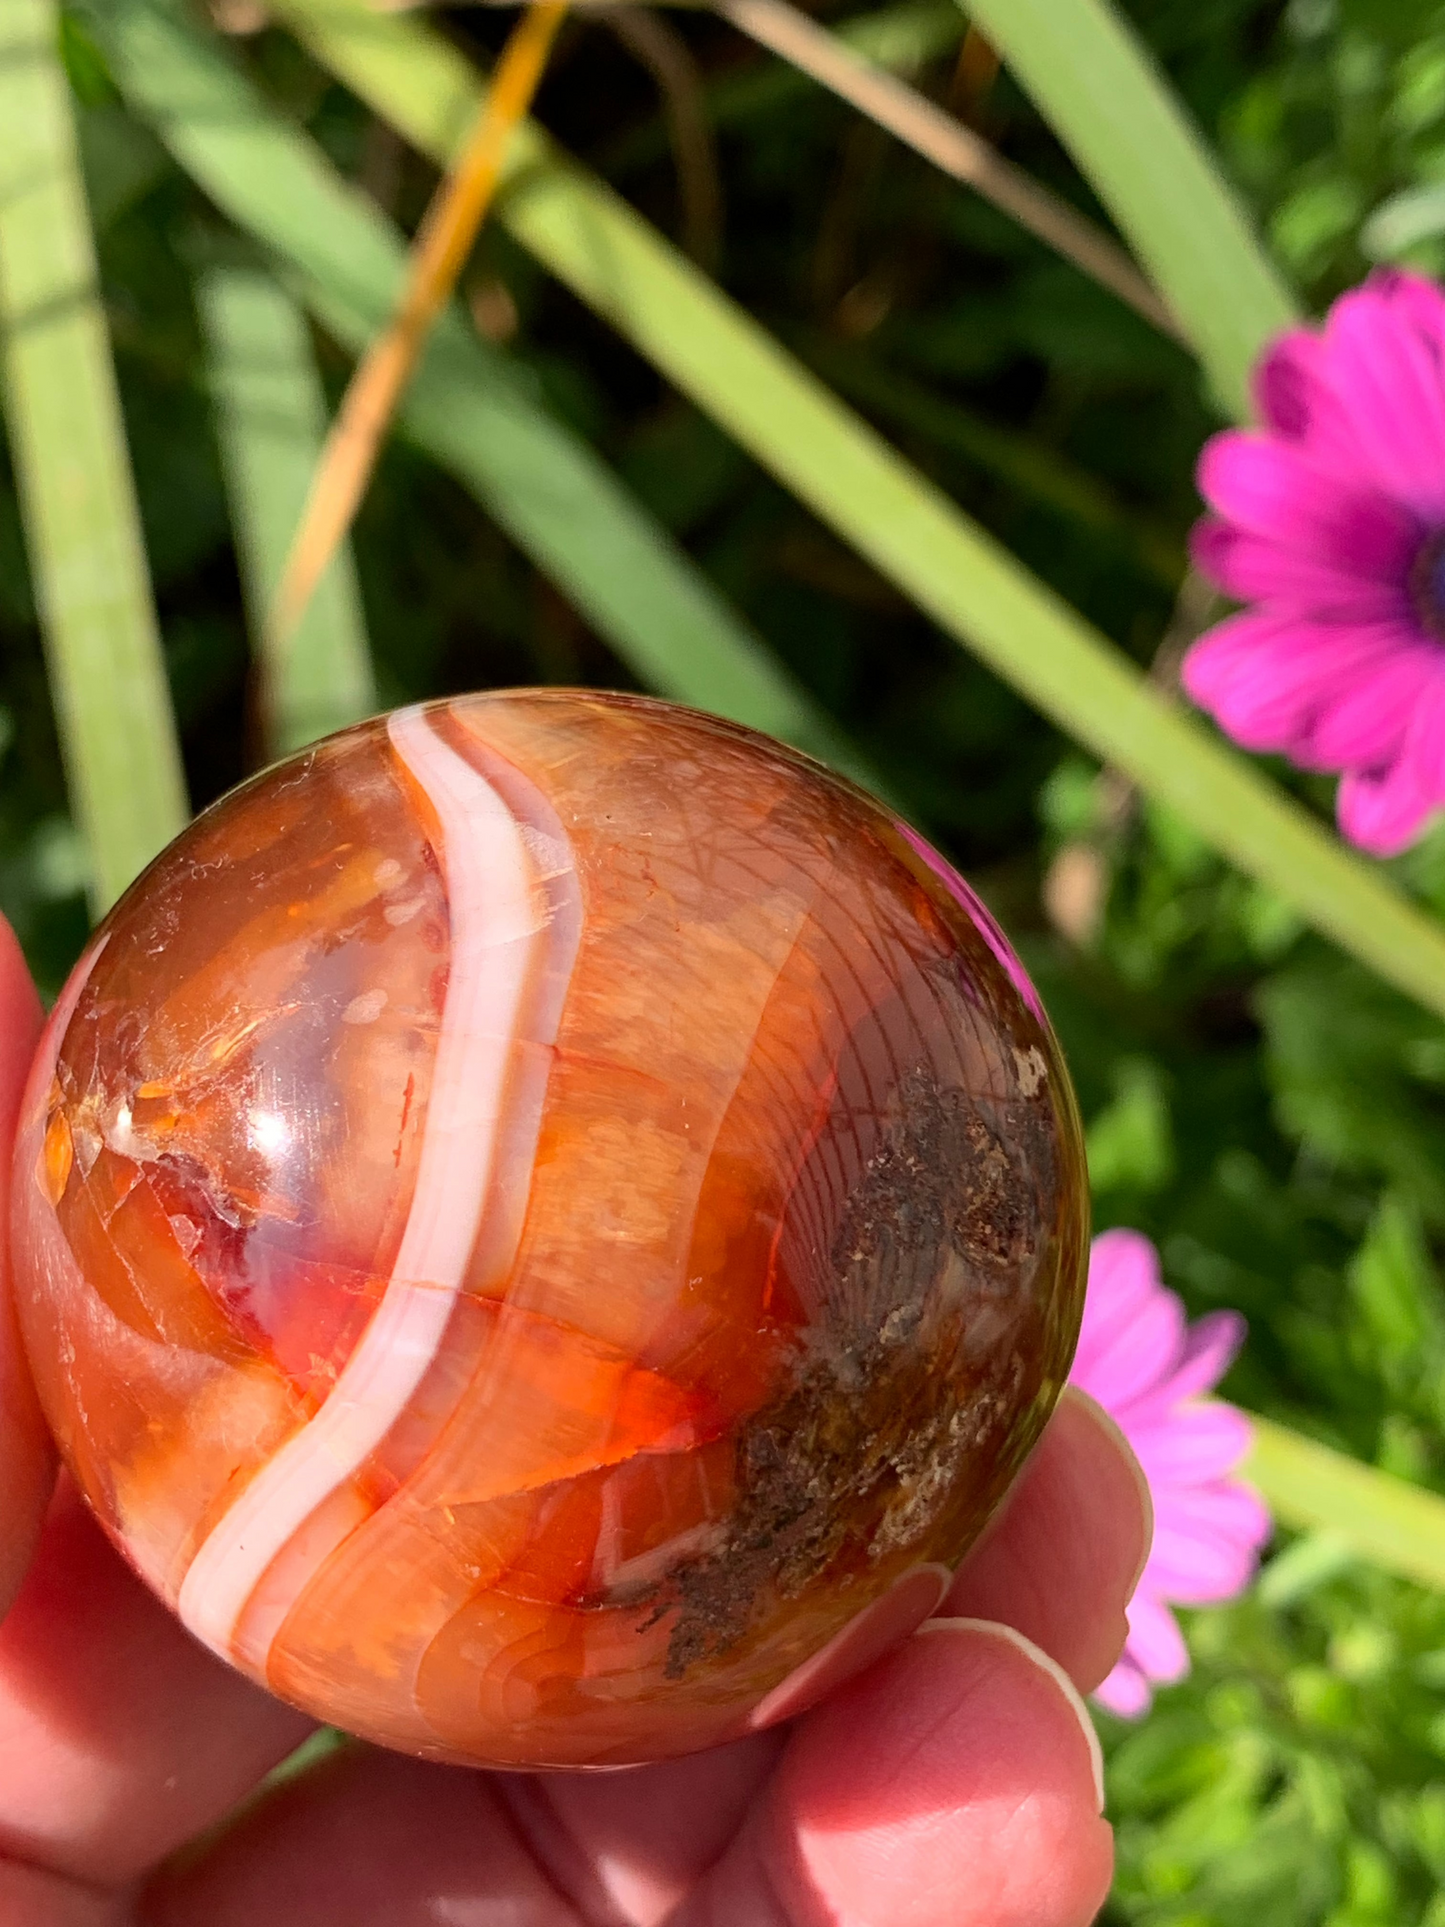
[11,692,1087,1768]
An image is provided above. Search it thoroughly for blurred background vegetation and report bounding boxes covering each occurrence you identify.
[9,0,1445,1917]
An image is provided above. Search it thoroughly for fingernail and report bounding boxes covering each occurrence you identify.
[918,1617,1107,1813]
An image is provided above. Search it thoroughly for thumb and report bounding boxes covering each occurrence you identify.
[0,916,53,1618]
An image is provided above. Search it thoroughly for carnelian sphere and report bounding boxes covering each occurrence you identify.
[11,691,1087,1768]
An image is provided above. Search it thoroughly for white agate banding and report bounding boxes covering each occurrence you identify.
[177,706,556,1660]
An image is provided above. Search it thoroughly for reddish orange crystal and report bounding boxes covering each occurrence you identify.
[11,692,1087,1768]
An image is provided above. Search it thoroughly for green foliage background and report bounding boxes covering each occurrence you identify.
[7,0,1445,1916]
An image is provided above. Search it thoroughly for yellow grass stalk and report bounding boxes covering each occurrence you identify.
[269,0,568,654]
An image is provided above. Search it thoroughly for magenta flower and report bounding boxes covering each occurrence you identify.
[1182,268,1445,856]
[1068,1229,1271,1718]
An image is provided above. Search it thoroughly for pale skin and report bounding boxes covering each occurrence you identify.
[0,918,1151,1927]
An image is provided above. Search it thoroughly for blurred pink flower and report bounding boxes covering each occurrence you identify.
[1183,268,1445,856]
[1069,1229,1271,1719]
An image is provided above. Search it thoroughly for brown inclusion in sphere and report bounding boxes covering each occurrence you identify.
[12,692,1087,1769]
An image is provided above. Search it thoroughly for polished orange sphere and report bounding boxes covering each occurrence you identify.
[11,692,1086,1768]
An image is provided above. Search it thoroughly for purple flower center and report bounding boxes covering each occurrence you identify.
[1411,531,1445,640]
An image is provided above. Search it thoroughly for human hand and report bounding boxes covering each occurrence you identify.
[0,917,1149,1927]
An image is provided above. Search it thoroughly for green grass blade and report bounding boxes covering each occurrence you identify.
[959,0,1300,421]
[1248,1417,1445,1595]
[267,0,1445,1031]
[197,266,376,756]
[0,0,187,910]
[95,0,864,786]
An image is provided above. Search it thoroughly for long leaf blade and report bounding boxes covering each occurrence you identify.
[959,0,1299,421]
[1248,1417,1445,1596]
[197,266,376,756]
[95,0,867,786]
[263,0,1445,1031]
[0,0,187,909]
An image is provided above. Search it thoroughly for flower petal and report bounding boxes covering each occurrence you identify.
[1092,1653,1153,1719]
[1305,643,1437,770]
[1070,1229,1163,1385]
[1181,612,1408,760]
[1146,1482,1273,1603]
[1126,1401,1254,1485]
[1403,662,1445,800]
[1071,1256,1186,1416]
[1254,327,1364,477]
[1147,1526,1265,1605]
[1152,1310,1247,1405]
[1124,1588,1191,1683]
[1324,280,1445,519]
[1337,755,1439,856]
[1171,1472,1271,1533]
[1375,266,1445,369]
[1197,433,1423,574]
[1191,518,1413,622]
[1157,1478,1273,1541]
[1070,1232,1272,1628]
